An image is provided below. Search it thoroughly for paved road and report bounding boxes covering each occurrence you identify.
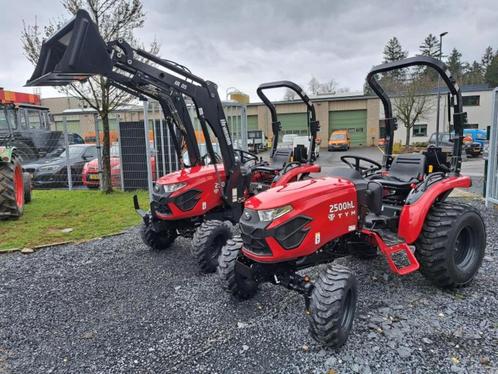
[261,146,486,195]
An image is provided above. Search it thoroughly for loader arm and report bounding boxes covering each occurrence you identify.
[26,9,243,206]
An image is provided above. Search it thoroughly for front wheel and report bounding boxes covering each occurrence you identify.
[218,236,258,300]
[308,265,357,347]
[140,221,177,251]
[192,220,233,273]
[0,154,24,219]
[415,202,486,288]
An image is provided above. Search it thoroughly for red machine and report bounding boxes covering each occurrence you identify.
[218,56,486,348]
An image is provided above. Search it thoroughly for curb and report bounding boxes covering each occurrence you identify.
[0,230,129,255]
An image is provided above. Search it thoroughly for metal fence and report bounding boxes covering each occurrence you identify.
[25,99,248,197]
[485,88,498,206]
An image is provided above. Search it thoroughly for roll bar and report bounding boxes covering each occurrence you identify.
[256,81,319,163]
[366,56,466,174]
[26,9,243,204]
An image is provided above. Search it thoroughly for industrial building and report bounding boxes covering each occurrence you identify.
[41,84,496,147]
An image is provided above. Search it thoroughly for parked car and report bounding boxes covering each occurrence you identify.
[428,132,482,157]
[328,129,351,151]
[83,143,158,189]
[23,144,98,187]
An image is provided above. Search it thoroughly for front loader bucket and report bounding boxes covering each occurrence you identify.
[26,9,112,86]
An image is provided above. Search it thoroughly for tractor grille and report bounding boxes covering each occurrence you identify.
[274,216,311,250]
[239,223,272,256]
[151,194,173,215]
[174,189,201,211]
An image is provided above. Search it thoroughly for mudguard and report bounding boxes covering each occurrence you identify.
[271,164,321,187]
[398,176,471,244]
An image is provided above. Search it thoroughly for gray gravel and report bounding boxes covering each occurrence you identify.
[0,199,497,373]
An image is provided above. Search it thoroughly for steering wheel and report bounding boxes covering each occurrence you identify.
[235,149,259,167]
[340,155,382,177]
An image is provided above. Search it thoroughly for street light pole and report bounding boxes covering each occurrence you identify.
[435,31,448,146]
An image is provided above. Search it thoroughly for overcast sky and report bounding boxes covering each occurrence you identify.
[0,0,497,101]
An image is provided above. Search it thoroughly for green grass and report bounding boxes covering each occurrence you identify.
[0,189,150,251]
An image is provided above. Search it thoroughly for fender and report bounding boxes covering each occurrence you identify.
[0,146,14,163]
[271,164,321,187]
[398,176,471,244]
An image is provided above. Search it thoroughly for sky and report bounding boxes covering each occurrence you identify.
[0,0,497,102]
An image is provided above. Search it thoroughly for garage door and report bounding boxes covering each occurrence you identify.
[248,115,258,130]
[329,110,367,146]
[278,113,308,136]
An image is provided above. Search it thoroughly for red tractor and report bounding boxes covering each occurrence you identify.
[26,10,320,273]
[218,56,486,347]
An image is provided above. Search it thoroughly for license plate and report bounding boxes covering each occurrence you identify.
[89,174,100,180]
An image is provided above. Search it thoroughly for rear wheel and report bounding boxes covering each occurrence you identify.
[140,221,177,251]
[415,202,486,288]
[0,154,24,219]
[308,265,357,347]
[218,236,258,300]
[192,220,233,273]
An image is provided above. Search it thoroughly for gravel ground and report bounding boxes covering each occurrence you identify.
[0,199,497,374]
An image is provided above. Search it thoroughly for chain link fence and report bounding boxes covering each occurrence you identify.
[23,99,248,197]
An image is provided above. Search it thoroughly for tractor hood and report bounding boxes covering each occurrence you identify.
[156,164,226,185]
[245,176,355,210]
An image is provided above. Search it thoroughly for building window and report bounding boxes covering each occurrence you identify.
[412,124,427,137]
[462,95,480,106]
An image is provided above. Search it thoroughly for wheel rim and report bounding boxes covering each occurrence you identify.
[340,288,355,330]
[454,226,478,271]
[14,165,24,209]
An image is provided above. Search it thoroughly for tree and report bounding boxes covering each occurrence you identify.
[463,60,484,85]
[388,77,435,147]
[446,48,464,82]
[308,77,321,96]
[383,37,408,62]
[283,88,297,101]
[319,79,338,95]
[419,34,440,58]
[22,0,159,193]
[481,46,495,69]
[485,55,498,87]
[382,37,408,81]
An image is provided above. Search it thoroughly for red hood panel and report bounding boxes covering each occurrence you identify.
[156,164,225,184]
[245,177,355,210]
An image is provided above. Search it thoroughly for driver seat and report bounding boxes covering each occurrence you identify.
[372,154,426,188]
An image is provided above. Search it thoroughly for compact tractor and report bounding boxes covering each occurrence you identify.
[218,56,486,347]
[26,10,320,273]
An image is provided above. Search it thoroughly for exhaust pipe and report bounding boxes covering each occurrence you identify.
[26,9,113,87]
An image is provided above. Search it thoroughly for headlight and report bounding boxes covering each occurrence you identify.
[257,204,293,222]
[39,165,61,172]
[154,182,187,194]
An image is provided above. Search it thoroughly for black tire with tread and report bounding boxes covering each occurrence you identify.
[140,222,177,251]
[0,154,24,219]
[415,202,486,288]
[192,220,233,273]
[217,236,258,300]
[308,265,357,347]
